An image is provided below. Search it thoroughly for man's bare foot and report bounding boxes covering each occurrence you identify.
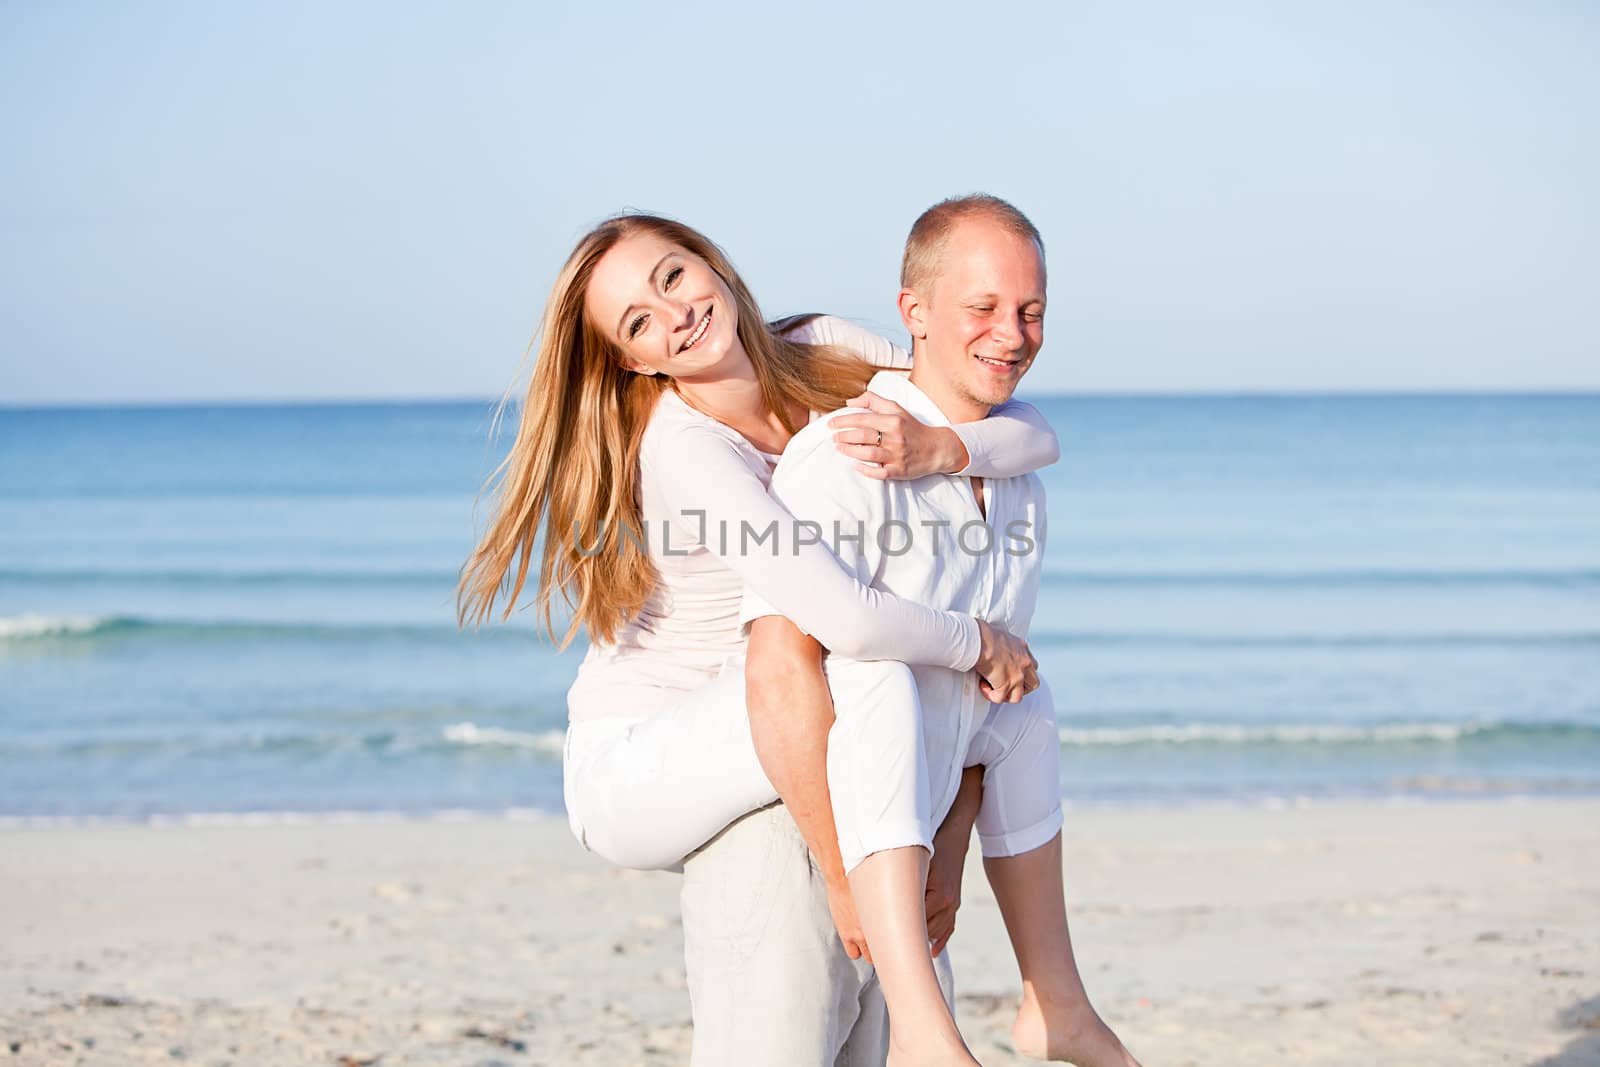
[1010,991,1142,1066]
[889,1033,982,1067]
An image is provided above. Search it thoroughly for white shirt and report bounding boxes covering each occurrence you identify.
[740,370,1048,824]
[566,317,1059,723]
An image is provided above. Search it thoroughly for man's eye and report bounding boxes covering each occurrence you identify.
[1023,312,1044,322]
[971,305,994,313]
[627,314,648,339]
[663,265,683,289]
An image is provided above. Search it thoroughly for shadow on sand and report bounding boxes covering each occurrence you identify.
[1531,995,1600,1067]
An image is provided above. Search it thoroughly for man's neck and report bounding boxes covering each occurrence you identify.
[907,345,992,424]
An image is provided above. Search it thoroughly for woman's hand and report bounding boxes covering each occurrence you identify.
[832,391,970,480]
[825,877,871,962]
[973,619,1039,704]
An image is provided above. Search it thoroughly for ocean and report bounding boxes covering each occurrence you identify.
[2,395,1597,820]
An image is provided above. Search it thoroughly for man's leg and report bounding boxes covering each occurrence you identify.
[681,801,905,1067]
[681,803,879,1067]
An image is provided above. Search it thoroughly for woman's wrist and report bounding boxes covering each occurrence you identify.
[939,427,972,474]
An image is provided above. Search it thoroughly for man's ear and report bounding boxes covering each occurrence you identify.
[897,287,929,341]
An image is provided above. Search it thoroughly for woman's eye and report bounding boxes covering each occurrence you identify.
[663,265,683,289]
[627,314,647,339]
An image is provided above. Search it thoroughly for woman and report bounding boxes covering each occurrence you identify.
[458,214,1122,1065]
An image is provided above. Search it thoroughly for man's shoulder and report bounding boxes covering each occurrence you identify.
[773,409,890,510]
[773,408,859,484]
[1014,469,1049,503]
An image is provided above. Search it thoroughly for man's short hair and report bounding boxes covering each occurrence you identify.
[900,194,1045,295]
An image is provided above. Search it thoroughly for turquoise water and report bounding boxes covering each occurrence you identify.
[2,396,1598,818]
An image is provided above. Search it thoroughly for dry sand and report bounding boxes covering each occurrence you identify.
[2,798,1596,1066]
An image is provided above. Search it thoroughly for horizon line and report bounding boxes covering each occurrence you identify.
[3,386,1600,413]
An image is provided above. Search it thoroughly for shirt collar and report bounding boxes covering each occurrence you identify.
[866,371,954,429]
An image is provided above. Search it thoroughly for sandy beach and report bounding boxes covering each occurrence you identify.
[2,798,1596,1066]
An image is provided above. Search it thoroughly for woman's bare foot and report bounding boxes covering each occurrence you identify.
[889,1032,982,1067]
[1010,990,1141,1066]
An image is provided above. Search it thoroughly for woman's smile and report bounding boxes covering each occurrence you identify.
[678,304,714,354]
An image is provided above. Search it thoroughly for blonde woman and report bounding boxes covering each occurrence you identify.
[458,214,1054,1047]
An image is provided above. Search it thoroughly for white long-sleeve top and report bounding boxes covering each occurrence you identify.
[565,316,1059,722]
[739,369,1048,825]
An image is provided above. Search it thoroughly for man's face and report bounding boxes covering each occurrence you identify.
[904,219,1046,415]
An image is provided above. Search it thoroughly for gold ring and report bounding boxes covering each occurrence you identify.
[875,430,883,448]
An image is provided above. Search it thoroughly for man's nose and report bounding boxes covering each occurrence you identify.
[990,312,1024,350]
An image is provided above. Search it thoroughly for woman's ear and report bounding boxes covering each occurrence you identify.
[623,362,659,377]
[897,287,929,340]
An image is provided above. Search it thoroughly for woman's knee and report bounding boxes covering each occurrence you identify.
[828,658,922,729]
[574,810,684,870]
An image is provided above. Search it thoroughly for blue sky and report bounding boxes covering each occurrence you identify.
[2,1,1596,403]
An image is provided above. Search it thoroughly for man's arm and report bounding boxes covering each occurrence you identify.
[925,765,983,958]
[745,614,870,961]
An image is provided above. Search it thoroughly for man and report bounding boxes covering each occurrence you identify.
[681,196,1138,1067]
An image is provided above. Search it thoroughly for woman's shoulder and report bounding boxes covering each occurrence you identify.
[641,391,754,464]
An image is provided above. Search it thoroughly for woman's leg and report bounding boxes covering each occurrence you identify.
[849,848,976,1065]
[967,685,1142,1067]
[568,652,977,1061]
[824,657,978,1065]
[564,667,779,870]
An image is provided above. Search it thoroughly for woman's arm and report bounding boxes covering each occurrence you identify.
[834,392,1061,479]
[925,766,983,957]
[783,313,911,370]
[647,423,980,671]
[792,315,1061,478]
[947,397,1062,476]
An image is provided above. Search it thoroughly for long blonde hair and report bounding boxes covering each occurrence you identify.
[457,214,878,648]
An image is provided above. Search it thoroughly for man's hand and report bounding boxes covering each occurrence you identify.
[926,765,983,957]
[825,877,871,962]
[925,832,968,958]
[832,391,969,480]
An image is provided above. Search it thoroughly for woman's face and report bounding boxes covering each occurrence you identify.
[585,233,742,379]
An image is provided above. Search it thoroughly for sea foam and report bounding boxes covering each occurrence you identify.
[440,722,566,754]
[0,613,121,640]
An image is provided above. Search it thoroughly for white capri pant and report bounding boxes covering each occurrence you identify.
[564,657,1063,874]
